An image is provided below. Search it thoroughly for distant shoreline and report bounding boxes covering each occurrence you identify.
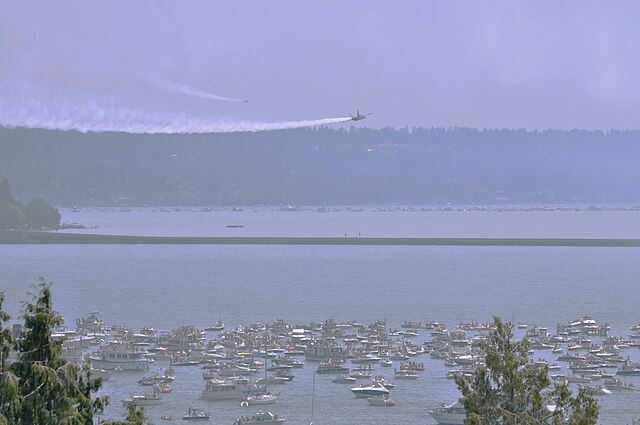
[1,231,639,247]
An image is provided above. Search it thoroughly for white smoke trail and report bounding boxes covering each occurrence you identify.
[0,84,352,133]
[147,75,248,103]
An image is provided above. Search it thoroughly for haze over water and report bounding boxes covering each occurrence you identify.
[2,2,640,424]
[56,207,640,238]
[2,209,639,423]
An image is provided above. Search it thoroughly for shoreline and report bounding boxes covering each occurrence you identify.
[1,231,639,246]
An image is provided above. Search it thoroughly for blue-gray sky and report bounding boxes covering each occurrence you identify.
[1,1,639,131]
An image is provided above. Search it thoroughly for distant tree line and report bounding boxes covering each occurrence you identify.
[0,178,60,229]
[0,126,639,206]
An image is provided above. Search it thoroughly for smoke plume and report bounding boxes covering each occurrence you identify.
[0,84,351,134]
[147,75,248,103]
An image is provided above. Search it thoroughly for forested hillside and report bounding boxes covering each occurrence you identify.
[0,126,638,206]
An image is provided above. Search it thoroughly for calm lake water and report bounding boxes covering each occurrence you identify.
[1,209,639,424]
[56,206,640,238]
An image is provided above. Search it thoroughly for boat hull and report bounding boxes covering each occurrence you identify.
[351,389,389,398]
[90,358,150,371]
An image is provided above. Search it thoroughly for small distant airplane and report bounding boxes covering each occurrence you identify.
[349,110,372,121]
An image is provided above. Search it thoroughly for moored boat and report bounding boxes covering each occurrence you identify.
[183,405,211,421]
[604,378,637,392]
[201,377,250,401]
[351,382,390,398]
[428,401,466,425]
[332,374,357,384]
[122,392,162,407]
[205,320,225,332]
[243,392,279,405]
[89,342,152,371]
[366,396,395,406]
[232,411,284,425]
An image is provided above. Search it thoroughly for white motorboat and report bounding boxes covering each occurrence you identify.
[244,392,279,405]
[122,392,162,407]
[566,374,592,384]
[351,354,381,364]
[350,371,372,379]
[315,359,349,374]
[201,377,250,401]
[232,411,285,425]
[394,370,418,380]
[372,375,396,389]
[428,401,466,425]
[256,376,289,386]
[366,396,395,407]
[582,385,612,396]
[183,405,211,421]
[351,382,390,398]
[389,352,410,361]
[616,363,640,376]
[332,374,357,384]
[556,353,585,362]
[604,378,637,392]
[89,342,153,371]
[205,321,225,332]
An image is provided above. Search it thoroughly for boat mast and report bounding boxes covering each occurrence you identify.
[310,370,315,425]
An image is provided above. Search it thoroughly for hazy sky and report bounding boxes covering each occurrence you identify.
[1,1,639,131]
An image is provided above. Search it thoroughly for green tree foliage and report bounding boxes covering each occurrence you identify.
[99,403,149,425]
[24,198,61,228]
[123,404,149,425]
[455,317,598,425]
[11,278,107,424]
[0,292,20,424]
[0,179,25,229]
[0,200,25,230]
[0,281,148,424]
[0,179,13,202]
[0,179,59,229]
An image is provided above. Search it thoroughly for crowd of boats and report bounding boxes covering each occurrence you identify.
[31,312,640,424]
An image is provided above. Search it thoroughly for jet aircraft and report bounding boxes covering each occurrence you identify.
[349,110,372,121]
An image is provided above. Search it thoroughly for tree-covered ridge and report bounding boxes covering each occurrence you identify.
[0,126,639,206]
[0,178,60,229]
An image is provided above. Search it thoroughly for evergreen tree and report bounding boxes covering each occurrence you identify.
[455,317,598,425]
[0,179,13,202]
[24,198,61,228]
[122,404,149,425]
[0,292,20,424]
[0,179,25,230]
[11,278,107,424]
[0,179,60,229]
[101,404,149,425]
